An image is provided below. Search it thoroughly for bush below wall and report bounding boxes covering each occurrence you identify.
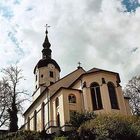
[78,114,140,140]
[1,114,140,140]
[54,136,68,140]
[0,130,45,140]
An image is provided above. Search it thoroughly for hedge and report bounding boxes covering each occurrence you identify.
[78,114,140,140]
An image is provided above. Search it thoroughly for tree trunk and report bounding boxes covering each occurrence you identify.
[8,95,18,132]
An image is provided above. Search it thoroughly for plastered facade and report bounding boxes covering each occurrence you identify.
[23,67,131,133]
[23,30,131,133]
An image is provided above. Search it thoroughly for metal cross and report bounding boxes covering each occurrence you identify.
[45,24,51,33]
[45,24,50,28]
[78,62,81,67]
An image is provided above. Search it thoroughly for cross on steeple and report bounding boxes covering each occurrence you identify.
[77,62,82,69]
[78,62,81,67]
[42,24,52,59]
[45,24,50,34]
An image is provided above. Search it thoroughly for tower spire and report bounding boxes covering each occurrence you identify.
[42,24,52,59]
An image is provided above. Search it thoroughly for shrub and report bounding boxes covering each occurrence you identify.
[54,136,68,140]
[70,111,96,128]
[1,130,42,140]
[79,114,140,140]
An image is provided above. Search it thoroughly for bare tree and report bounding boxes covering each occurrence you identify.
[124,76,140,116]
[0,79,10,128]
[0,65,28,132]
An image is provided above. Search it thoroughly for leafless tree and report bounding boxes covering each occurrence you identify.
[124,76,140,116]
[0,65,28,132]
[0,78,11,127]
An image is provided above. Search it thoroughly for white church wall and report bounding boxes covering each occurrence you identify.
[24,90,48,131]
[48,68,85,97]
[51,91,65,127]
[62,89,82,123]
[72,72,129,116]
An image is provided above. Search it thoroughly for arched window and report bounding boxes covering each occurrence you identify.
[34,110,37,131]
[90,82,103,110]
[41,102,45,130]
[107,82,119,109]
[56,113,60,127]
[27,117,30,130]
[56,97,59,108]
[68,94,76,103]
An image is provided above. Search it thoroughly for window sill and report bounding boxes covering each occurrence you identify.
[111,108,120,110]
[69,103,76,105]
[93,108,104,111]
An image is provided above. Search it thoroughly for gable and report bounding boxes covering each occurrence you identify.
[69,68,120,88]
[48,67,85,96]
[23,67,85,116]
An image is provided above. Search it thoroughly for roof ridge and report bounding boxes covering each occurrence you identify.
[48,67,86,88]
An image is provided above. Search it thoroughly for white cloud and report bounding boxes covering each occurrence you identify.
[0,0,139,90]
[0,0,140,127]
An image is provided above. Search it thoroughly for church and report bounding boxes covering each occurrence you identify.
[23,28,131,133]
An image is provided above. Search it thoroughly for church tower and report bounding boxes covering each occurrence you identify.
[34,27,61,92]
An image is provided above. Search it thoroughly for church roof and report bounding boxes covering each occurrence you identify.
[23,87,48,116]
[86,68,120,82]
[69,67,121,88]
[47,67,85,96]
[24,66,121,115]
[86,67,101,73]
[50,87,82,99]
[34,58,61,74]
[24,67,85,116]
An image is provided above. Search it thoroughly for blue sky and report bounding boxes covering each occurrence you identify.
[122,0,140,12]
[0,0,140,96]
[0,0,140,127]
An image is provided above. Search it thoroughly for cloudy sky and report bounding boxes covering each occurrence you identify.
[0,0,140,114]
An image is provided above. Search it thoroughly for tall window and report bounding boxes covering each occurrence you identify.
[107,82,119,109]
[68,94,76,103]
[56,113,60,127]
[90,82,103,110]
[56,97,59,108]
[41,102,45,130]
[27,117,30,130]
[34,110,37,131]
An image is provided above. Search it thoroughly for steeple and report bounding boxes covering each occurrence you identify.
[34,25,61,74]
[42,25,52,59]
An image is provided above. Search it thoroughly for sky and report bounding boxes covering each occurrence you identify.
[0,0,140,127]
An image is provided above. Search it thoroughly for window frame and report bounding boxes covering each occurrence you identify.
[55,97,59,108]
[90,82,103,110]
[27,117,30,130]
[68,94,76,103]
[36,75,37,81]
[50,71,54,78]
[34,110,37,131]
[107,82,119,109]
[41,102,45,130]
[56,113,60,127]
